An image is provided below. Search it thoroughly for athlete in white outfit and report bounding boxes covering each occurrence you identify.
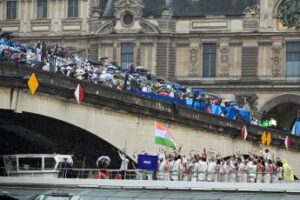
[207,158,217,182]
[198,158,208,181]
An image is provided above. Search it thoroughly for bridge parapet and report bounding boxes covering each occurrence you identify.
[0,62,300,150]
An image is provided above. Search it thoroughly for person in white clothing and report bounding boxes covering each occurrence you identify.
[118,151,129,179]
[197,157,208,181]
[239,160,248,183]
[256,159,264,183]
[222,159,231,182]
[207,158,217,182]
[191,159,199,182]
[229,159,237,183]
[162,157,172,181]
[264,159,273,183]
[171,155,182,181]
[248,158,257,183]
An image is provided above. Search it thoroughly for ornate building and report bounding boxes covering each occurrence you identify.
[0,0,299,130]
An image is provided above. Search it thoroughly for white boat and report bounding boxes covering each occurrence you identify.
[0,154,73,178]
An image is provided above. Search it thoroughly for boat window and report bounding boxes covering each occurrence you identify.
[57,162,72,169]
[3,156,17,171]
[19,157,42,170]
[45,157,56,170]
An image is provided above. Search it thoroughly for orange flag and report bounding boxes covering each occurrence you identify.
[261,131,267,145]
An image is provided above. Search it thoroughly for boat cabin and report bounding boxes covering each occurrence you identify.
[0,154,73,178]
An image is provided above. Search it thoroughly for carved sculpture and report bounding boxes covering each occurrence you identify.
[189,48,199,75]
[235,93,259,117]
[219,47,230,76]
[279,0,300,28]
[114,0,144,19]
[271,47,282,76]
[243,4,260,15]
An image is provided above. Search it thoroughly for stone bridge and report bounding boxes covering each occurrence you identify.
[0,62,300,171]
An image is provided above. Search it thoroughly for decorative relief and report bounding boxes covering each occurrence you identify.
[279,0,300,28]
[139,21,160,33]
[89,0,101,18]
[90,20,103,32]
[229,41,243,47]
[176,43,190,48]
[114,0,144,19]
[162,5,172,18]
[243,4,260,16]
[219,47,230,76]
[189,48,199,75]
[271,47,282,76]
[94,21,114,34]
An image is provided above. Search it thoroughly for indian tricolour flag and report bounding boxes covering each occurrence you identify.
[154,121,176,148]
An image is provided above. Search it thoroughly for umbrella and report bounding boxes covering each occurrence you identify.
[192,89,206,95]
[100,73,113,81]
[96,156,111,168]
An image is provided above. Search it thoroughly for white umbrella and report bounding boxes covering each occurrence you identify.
[96,156,111,168]
[100,73,113,81]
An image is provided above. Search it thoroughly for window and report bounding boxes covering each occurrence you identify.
[242,47,258,78]
[37,0,47,19]
[68,0,79,18]
[3,156,17,171]
[19,158,42,170]
[203,43,216,77]
[286,42,300,77]
[44,158,56,170]
[121,43,134,69]
[122,13,134,26]
[6,1,17,20]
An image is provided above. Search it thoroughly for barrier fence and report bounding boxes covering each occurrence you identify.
[0,167,298,183]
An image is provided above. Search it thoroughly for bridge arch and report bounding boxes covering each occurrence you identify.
[259,94,300,116]
[0,109,126,169]
[258,94,300,129]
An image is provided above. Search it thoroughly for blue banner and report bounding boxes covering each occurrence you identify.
[137,155,158,171]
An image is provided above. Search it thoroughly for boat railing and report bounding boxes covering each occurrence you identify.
[0,167,298,183]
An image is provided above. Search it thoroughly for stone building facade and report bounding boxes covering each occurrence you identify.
[0,0,299,129]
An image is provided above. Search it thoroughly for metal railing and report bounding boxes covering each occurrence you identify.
[173,76,300,84]
[1,167,298,183]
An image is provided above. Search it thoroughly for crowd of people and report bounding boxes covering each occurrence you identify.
[0,33,263,125]
[133,146,295,183]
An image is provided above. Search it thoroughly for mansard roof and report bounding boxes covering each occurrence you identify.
[172,0,259,17]
[101,0,259,18]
